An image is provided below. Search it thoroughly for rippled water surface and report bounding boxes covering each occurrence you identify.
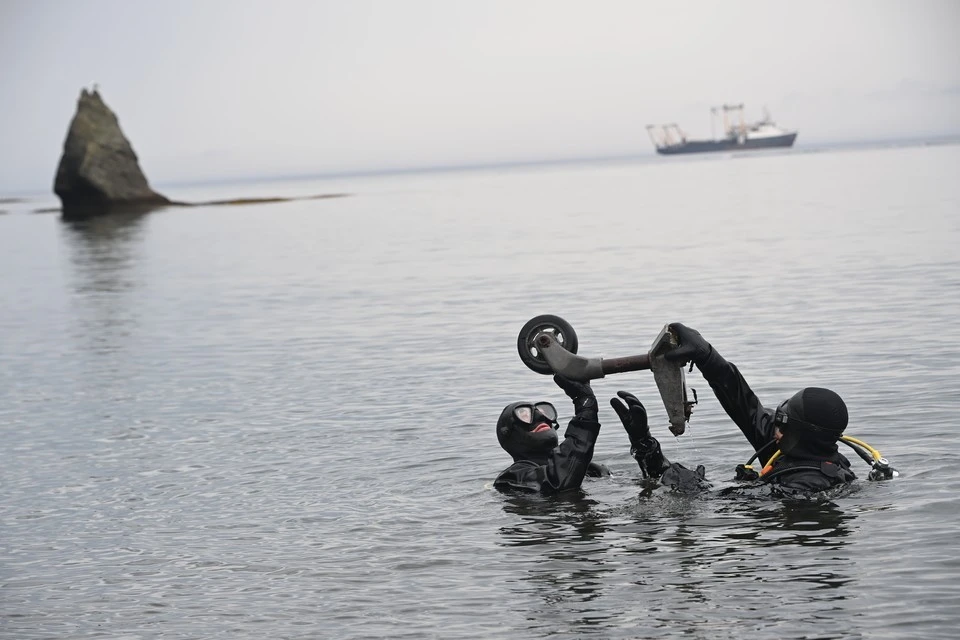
[2,145,959,639]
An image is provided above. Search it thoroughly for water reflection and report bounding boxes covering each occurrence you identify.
[719,496,856,549]
[711,497,858,601]
[497,493,614,606]
[60,213,149,354]
[496,487,861,636]
[498,492,609,545]
[61,213,148,291]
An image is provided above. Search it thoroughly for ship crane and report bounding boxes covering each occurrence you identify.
[715,103,746,137]
[645,123,687,149]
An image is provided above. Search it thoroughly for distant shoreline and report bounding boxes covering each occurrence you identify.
[31,192,349,216]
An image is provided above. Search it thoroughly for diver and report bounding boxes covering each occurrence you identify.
[494,374,608,493]
[610,389,710,494]
[664,322,862,494]
[494,370,709,494]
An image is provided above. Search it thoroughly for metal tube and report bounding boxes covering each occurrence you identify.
[600,354,651,375]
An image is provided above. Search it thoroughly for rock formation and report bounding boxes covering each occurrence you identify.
[54,88,169,217]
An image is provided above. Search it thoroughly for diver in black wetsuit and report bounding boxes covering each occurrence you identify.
[494,375,609,493]
[494,371,708,494]
[665,323,857,494]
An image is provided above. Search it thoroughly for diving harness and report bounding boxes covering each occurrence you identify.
[735,436,899,482]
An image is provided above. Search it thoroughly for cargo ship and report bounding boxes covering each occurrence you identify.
[646,104,797,155]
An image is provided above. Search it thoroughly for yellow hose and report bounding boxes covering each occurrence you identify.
[759,450,782,477]
[841,435,883,461]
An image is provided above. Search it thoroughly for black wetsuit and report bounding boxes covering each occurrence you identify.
[697,350,856,493]
[494,414,608,494]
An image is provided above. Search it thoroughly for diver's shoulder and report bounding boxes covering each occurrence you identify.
[493,461,544,493]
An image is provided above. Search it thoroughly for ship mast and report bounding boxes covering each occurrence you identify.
[720,103,745,137]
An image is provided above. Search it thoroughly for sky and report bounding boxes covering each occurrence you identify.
[1,0,958,191]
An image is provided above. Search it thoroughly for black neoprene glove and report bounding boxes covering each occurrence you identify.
[663,323,712,367]
[554,374,598,418]
[610,391,669,477]
[609,391,650,448]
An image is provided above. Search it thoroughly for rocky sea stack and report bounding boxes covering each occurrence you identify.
[54,88,170,218]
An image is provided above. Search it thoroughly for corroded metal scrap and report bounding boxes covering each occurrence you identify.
[648,325,692,436]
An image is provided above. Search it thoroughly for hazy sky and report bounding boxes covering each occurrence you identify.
[1,0,957,190]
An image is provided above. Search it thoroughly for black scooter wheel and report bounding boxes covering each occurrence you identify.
[517,315,579,375]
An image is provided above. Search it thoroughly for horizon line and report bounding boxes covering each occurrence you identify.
[3,133,959,197]
[152,133,960,190]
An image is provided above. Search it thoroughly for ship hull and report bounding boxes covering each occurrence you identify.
[656,132,797,155]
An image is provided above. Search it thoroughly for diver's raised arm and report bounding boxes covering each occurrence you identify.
[665,323,774,452]
[539,375,601,492]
